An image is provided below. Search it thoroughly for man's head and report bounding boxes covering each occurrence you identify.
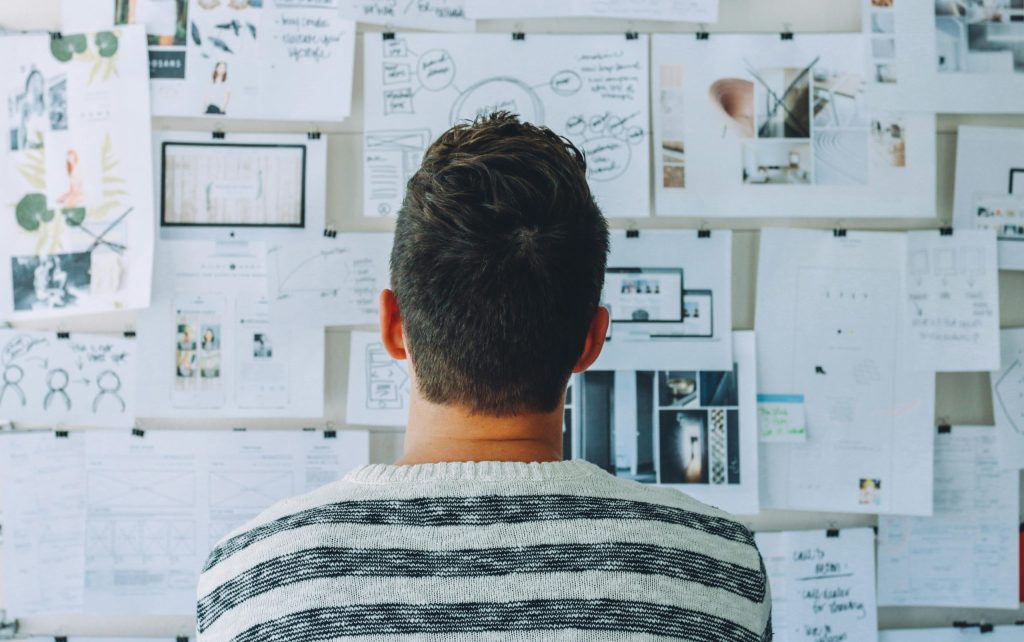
[381,111,609,416]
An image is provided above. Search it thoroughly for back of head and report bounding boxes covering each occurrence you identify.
[391,111,609,416]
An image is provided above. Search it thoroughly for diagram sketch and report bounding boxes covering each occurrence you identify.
[0,329,136,427]
[347,331,411,426]
[992,328,1024,468]
[363,33,650,218]
[652,33,935,218]
[267,233,393,326]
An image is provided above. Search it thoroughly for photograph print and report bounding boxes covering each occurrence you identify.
[936,0,1024,74]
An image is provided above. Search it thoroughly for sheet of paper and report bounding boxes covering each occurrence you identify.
[991,328,1024,469]
[651,33,935,218]
[363,33,650,218]
[0,26,155,320]
[267,233,393,326]
[953,126,1024,271]
[757,394,807,443]
[878,425,1019,609]
[757,229,935,515]
[880,626,1024,641]
[346,330,411,427]
[574,332,759,515]
[466,0,718,22]
[866,1,1024,114]
[593,230,732,370]
[342,0,473,31]
[755,528,878,642]
[136,240,325,419]
[905,230,1000,372]
[0,330,136,428]
[0,431,87,617]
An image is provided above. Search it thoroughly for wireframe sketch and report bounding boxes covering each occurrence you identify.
[366,341,409,410]
[364,34,650,218]
[0,329,135,427]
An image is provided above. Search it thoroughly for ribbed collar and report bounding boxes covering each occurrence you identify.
[345,459,604,485]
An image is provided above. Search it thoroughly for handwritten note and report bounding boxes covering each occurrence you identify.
[756,529,878,642]
[905,230,1000,372]
[343,0,472,31]
[758,394,808,442]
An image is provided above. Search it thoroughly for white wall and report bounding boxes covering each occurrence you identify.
[1,0,1023,636]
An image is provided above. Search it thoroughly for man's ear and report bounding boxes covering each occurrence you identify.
[572,305,609,373]
[379,289,407,360]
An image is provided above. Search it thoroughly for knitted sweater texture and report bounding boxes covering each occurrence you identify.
[197,459,772,642]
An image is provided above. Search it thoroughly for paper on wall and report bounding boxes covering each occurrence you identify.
[880,626,1024,641]
[991,328,1024,469]
[651,33,935,218]
[466,0,718,22]
[342,0,473,31]
[878,425,1019,609]
[757,229,935,515]
[0,26,155,320]
[267,233,393,326]
[905,230,1000,372]
[756,394,807,443]
[755,528,878,642]
[866,0,1024,114]
[952,126,1024,271]
[346,330,410,427]
[136,240,325,419]
[0,330,136,428]
[593,230,732,371]
[362,33,650,218]
[0,431,86,617]
[575,332,759,515]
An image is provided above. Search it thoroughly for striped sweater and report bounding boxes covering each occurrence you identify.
[197,459,772,642]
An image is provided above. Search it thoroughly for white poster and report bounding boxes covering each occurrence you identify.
[878,426,1019,609]
[991,327,1024,469]
[866,0,1024,114]
[342,0,473,31]
[757,229,935,516]
[363,33,650,218]
[346,330,411,427]
[466,0,718,22]
[756,528,878,642]
[905,230,1001,372]
[0,330,136,428]
[575,332,759,515]
[651,33,935,218]
[136,241,325,419]
[267,233,393,326]
[594,230,732,371]
[881,626,1024,641]
[953,126,1024,270]
[0,27,155,320]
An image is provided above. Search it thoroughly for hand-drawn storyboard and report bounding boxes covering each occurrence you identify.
[651,33,935,218]
[756,528,879,642]
[268,233,393,326]
[363,33,650,218]
[0,330,136,428]
[905,230,1000,372]
[342,0,472,31]
[0,27,155,321]
[346,331,411,427]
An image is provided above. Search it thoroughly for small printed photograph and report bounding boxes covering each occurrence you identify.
[871,0,894,6]
[752,67,811,138]
[116,0,189,46]
[699,368,738,406]
[871,11,895,33]
[44,130,102,210]
[814,130,869,184]
[200,324,220,350]
[199,324,221,378]
[658,371,698,408]
[709,78,754,138]
[177,323,197,350]
[936,0,1024,74]
[659,63,687,188]
[10,252,91,312]
[875,62,897,83]
[872,37,897,59]
[176,347,196,378]
[253,333,273,359]
[578,371,657,484]
[7,67,66,151]
[871,118,906,168]
[741,140,812,184]
[859,478,882,506]
[659,409,709,484]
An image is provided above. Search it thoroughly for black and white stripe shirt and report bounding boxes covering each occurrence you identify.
[197,459,772,641]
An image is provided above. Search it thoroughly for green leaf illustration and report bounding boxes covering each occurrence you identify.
[15,193,53,231]
[62,208,86,226]
[95,31,119,57]
[50,34,87,62]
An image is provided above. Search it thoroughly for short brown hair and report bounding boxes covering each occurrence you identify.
[391,111,609,415]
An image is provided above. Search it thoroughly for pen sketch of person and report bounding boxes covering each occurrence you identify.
[57,149,85,208]
[204,61,231,114]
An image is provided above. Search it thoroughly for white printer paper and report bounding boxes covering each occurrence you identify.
[878,425,1019,609]
[467,0,718,22]
[880,626,1024,641]
[991,327,1024,469]
[757,229,935,515]
[346,330,411,427]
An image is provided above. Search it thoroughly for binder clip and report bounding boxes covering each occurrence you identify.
[49,31,63,40]
[324,430,337,439]
[382,32,396,40]
[307,131,321,140]
[780,24,794,40]
[939,226,954,236]
[825,528,840,538]
[212,131,226,140]
[697,228,711,239]
[512,32,526,41]
[232,427,247,432]
[55,430,69,439]
[124,330,136,338]
[0,613,17,638]
[626,227,640,239]
[131,427,145,438]
[980,624,994,633]
[177,637,191,642]
[696,24,709,40]
[626,32,639,41]
[55,637,67,642]
[324,227,337,239]
[937,424,952,434]
[832,228,847,238]
[56,331,71,340]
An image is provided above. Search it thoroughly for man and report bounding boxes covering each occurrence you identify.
[197,112,772,641]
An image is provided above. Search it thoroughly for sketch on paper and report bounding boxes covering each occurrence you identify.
[0,27,154,320]
[652,33,934,218]
[342,0,472,30]
[346,331,411,427]
[0,329,135,427]
[992,329,1024,468]
[364,34,650,218]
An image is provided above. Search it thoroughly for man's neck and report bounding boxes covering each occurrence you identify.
[396,394,564,465]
